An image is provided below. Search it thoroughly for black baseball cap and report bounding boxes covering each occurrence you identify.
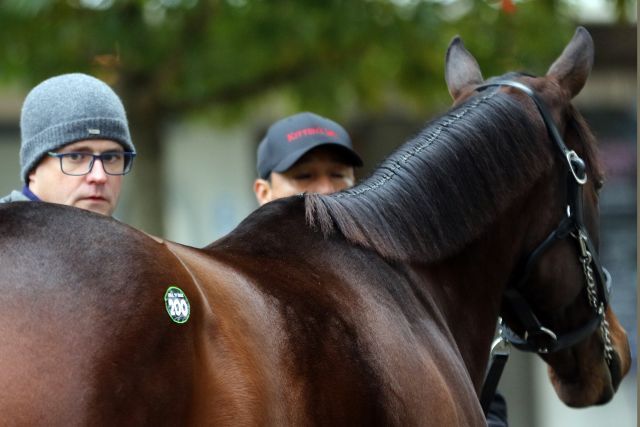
[257,112,363,179]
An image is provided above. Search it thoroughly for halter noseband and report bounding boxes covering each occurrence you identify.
[475,80,613,359]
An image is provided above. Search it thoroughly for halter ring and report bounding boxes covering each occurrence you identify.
[566,150,588,184]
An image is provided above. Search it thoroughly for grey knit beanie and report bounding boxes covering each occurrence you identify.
[19,73,135,183]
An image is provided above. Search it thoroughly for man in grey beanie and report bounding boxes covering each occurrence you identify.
[0,73,136,216]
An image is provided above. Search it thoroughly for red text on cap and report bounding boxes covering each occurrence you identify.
[287,127,337,142]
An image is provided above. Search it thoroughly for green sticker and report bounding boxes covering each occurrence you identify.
[164,286,190,324]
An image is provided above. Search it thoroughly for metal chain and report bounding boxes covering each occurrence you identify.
[576,230,614,364]
[600,311,614,365]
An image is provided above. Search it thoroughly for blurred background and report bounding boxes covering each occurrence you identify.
[0,0,635,425]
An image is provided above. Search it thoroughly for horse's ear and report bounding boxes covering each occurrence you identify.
[546,27,594,99]
[445,36,483,100]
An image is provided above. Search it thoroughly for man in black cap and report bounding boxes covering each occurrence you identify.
[253,111,363,205]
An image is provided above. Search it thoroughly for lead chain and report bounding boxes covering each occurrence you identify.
[600,309,614,365]
[577,230,614,364]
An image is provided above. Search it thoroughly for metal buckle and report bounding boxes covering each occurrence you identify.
[524,327,558,353]
[491,335,511,357]
[566,150,587,184]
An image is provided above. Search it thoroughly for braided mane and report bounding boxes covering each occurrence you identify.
[305,89,563,263]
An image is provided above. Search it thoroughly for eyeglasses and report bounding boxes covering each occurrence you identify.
[47,151,136,176]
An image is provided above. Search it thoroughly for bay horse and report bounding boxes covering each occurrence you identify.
[0,27,630,426]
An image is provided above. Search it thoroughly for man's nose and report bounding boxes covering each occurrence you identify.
[311,176,338,195]
[86,158,108,183]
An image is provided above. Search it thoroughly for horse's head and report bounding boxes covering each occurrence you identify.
[444,27,631,407]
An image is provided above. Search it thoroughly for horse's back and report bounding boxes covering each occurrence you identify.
[0,203,199,425]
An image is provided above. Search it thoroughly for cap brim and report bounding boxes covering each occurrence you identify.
[271,142,363,176]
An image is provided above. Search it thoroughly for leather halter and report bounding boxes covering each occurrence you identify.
[476,80,615,414]
[474,80,612,357]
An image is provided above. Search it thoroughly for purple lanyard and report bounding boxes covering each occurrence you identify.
[21,185,41,201]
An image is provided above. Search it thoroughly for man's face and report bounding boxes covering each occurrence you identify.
[254,146,355,206]
[28,139,125,216]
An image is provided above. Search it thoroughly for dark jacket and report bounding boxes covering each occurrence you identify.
[487,392,508,427]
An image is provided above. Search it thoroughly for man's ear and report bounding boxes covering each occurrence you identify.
[253,178,272,206]
[27,165,40,187]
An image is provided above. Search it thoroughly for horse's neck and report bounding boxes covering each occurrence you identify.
[421,198,531,389]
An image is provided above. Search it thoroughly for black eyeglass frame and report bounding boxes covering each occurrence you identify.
[47,151,137,176]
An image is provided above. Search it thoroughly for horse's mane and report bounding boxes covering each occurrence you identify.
[305,87,599,263]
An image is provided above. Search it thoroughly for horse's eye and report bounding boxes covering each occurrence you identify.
[594,178,605,193]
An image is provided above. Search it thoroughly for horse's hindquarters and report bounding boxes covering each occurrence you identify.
[0,204,199,425]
